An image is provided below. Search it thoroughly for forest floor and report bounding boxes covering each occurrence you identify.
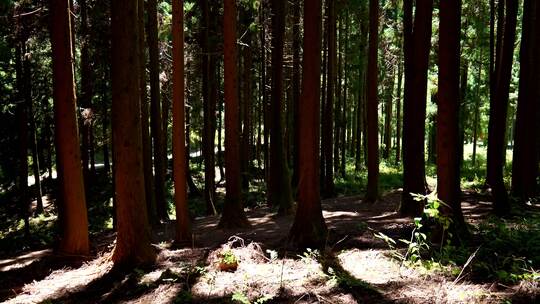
[0,189,539,304]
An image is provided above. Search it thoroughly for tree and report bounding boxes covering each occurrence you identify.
[219,0,250,229]
[322,0,336,197]
[511,0,539,202]
[138,0,158,225]
[486,0,518,214]
[200,0,218,215]
[400,0,433,217]
[365,0,379,203]
[289,0,327,249]
[147,0,168,221]
[14,42,30,236]
[172,0,191,243]
[268,0,293,215]
[79,0,95,180]
[291,0,301,188]
[111,0,155,265]
[49,0,89,255]
[437,0,466,233]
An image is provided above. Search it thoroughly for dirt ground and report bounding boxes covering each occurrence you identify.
[0,190,537,304]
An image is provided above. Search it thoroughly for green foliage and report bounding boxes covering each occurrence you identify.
[220,250,239,267]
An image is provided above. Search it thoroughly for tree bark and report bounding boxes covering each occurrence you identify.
[49,0,89,255]
[322,0,336,197]
[486,0,518,214]
[200,0,217,215]
[291,0,301,188]
[147,0,168,221]
[512,0,539,202]
[139,0,158,225]
[219,0,250,228]
[289,0,328,249]
[395,60,402,164]
[268,0,293,215]
[15,42,30,236]
[172,0,191,243]
[400,0,433,217]
[365,0,379,203]
[111,0,155,266]
[437,0,466,233]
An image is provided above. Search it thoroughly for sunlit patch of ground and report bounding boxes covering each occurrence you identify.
[337,248,511,303]
[4,255,113,304]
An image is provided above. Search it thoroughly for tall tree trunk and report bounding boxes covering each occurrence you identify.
[320,6,328,186]
[334,13,343,176]
[383,70,394,160]
[365,0,379,203]
[102,75,111,174]
[341,13,349,178]
[395,60,403,164]
[486,0,518,214]
[268,0,293,215]
[80,0,96,179]
[27,76,44,215]
[111,0,155,265]
[512,0,539,201]
[458,61,468,169]
[241,10,253,191]
[400,0,433,217]
[291,0,301,188]
[15,42,30,236]
[201,0,217,215]
[172,0,191,243]
[49,0,89,255]
[219,0,250,228]
[148,0,168,221]
[289,0,327,249]
[139,0,158,225]
[437,0,466,236]
[322,0,336,197]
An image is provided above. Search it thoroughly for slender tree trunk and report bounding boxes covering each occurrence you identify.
[322,0,336,197]
[292,0,301,188]
[458,61,468,169]
[383,69,394,160]
[201,0,217,215]
[111,0,155,266]
[334,13,343,176]
[400,0,433,217]
[219,0,250,228]
[486,0,518,214]
[79,0,94,180]
[268,0,293,215]
[241,10,253,191]
[320,5,328,187]
[365,0,379,203]
[512,0,539,201]
[437,0,466,235]
[172,0,191,243]
[15,42,30,236]
[395,60,403,164]
[49,0,89,255]
[289,0,327,249]
[102,75,110,174]
[139,0,158,225]
[148,0,168,221]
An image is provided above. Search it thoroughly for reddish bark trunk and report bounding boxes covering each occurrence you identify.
[111,0,155,266]
[49,0,89,255]
[289,0,328,249]
[172,0,191,243]
[219,0,250,228]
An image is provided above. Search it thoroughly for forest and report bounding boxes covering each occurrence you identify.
[0,0,539,303]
